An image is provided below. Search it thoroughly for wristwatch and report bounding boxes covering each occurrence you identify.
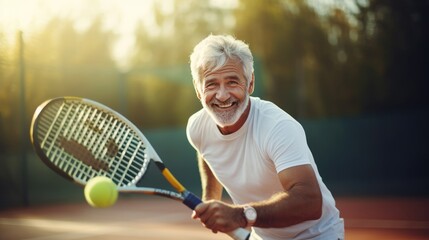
[243,205,257,227]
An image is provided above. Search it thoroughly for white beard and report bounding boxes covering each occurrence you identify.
[202,94,249,127]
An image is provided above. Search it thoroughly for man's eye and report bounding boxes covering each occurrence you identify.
[205,83,216,90]
[205,83,216,88]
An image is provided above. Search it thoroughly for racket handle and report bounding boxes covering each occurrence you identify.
[182,191,250,240]
[230,228,251,240]
[182,191,202,209]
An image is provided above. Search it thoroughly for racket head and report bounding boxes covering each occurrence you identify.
[30,97,162,188]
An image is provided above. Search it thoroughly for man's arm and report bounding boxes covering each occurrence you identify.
[197,153,223,201]
[250,164,322,227]
[193,164,322,233]
[194,153,244,233]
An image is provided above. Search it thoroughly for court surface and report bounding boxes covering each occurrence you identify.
[1,197,428,240]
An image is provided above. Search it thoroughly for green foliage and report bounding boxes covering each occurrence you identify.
[0,17,119,152]
[128,0,235,128]
[355,0,429,111]
[0,0,428,152]
[235,0,336,117]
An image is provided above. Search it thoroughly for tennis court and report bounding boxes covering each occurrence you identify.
[1,197,428,240]
[1,111,428,240]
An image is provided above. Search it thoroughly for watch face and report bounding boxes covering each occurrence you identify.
[245,207,257,221]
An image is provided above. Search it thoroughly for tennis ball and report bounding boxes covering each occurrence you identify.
[84,176,118,208]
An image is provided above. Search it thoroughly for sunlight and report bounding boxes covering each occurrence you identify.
[306,0,362,15]
[209,0,238,9]
[0,0,158,70]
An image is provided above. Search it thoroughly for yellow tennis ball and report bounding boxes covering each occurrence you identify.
[84,176,118,208]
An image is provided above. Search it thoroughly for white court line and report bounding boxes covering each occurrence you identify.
[19,232,108,240]
[346,218,429,230]
[0,217,127,232]
[0,217,218,240]
[0,218,121,240]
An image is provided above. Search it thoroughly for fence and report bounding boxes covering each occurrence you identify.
[1,108,428,209]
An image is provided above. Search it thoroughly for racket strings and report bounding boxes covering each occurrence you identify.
[113,134,147,185]
[54,103,96,177]
[40,102,97,177]
[37,99,150,187]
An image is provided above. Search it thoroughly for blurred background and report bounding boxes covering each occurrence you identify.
[0,0,428,209]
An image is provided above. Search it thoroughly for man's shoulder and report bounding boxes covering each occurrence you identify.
[187,108,211,136]
[250,97,304,141]
[251,97,294,123]
[186,108,209,149]
[188,108,208,125]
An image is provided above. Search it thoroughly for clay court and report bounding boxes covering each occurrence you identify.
[1,110,427,240]
[1,197,428,240]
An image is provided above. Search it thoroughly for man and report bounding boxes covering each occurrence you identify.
[186,34,344,240]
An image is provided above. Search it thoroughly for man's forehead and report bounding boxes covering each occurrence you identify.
[202,59,243,78]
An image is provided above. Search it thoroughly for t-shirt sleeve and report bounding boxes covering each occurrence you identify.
[186,113,200,152]
[265,120,311,173]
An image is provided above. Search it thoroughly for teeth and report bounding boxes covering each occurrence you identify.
[218,103,233,108]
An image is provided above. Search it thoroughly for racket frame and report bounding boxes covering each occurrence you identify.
[30,96,250,240]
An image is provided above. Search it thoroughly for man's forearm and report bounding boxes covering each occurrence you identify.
[249,183,322,228]
[197,153,223,201]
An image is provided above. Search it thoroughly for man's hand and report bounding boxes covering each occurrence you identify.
[192,200,247,233]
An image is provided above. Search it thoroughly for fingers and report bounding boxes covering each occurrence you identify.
[193,202,209,219]
[192,200,242,233]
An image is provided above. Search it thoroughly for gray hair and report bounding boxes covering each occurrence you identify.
[190,35,254,90]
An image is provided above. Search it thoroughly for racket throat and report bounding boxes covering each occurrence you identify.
[154,161,186,193]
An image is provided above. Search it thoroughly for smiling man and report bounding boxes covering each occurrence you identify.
[197,57,251,134]
[186,35,344,240]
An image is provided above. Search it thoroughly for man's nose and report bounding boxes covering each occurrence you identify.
[216,85,230,102]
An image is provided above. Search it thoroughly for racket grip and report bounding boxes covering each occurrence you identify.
[182,191,250,240]
[182,191,202,210]
[230,228,251,240]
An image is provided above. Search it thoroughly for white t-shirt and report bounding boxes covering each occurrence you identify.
[186,97,344,240]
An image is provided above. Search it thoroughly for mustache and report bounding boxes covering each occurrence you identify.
[209,98,238,106]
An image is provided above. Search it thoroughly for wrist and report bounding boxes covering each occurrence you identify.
[243,205,257,227]
[239,209,248,228]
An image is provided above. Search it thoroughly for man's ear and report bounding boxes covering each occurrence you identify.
[193,80,202,99]
[248,73,255,95]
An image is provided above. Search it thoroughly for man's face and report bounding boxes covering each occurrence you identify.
[196,59,253,127]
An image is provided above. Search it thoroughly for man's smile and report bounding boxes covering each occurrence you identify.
[212,101,237,110]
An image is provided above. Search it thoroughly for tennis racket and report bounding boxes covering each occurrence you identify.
[30,96,250,240]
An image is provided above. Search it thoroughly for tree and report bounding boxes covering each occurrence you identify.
[235,0,428,118]
[128,0,235,128]
[0,30,17,151]
[235,0,341,118]
[24,17,119,110]
[355,0,429,112]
